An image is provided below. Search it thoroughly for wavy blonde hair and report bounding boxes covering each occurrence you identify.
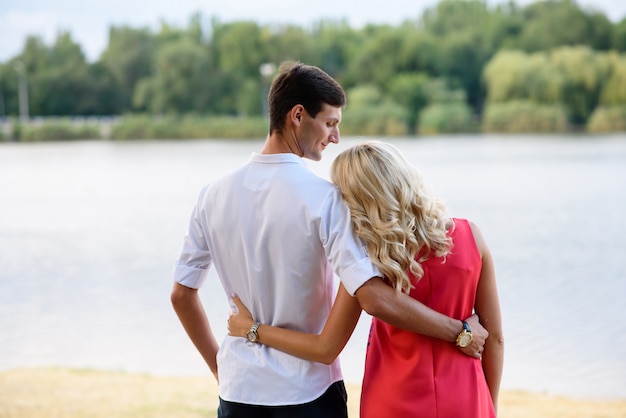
[331,141,453,293]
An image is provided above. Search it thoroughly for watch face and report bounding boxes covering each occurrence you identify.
[459,332,472,348]
[247,331,258,343]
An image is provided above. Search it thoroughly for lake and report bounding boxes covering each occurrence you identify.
[0,134,625,400]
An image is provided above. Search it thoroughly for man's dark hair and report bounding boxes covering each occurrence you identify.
[268,62,346,134]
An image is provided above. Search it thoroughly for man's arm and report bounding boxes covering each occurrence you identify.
[171,282,220,382]
[354,277,487,358]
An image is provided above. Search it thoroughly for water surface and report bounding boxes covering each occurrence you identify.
[1,134,624,399]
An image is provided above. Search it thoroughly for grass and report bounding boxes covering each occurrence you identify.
[1,368,625,418]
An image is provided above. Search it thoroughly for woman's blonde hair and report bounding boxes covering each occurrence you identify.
[330,141,452,293]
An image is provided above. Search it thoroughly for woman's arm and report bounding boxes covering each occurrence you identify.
[228,283,362,365]
[471,221,504,412]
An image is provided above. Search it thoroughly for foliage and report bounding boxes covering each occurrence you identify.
[418,102,474,135]
[340,85,408,136]
[483,46,614,125]
[513,0,613,51]
[19,119,101,141]
[387,72,430,133]
[413,78,474,134]
[341,105,408,137]
[109,114,267,140]
[180,115,267,138]
[549,46,611,124]
[133,38,212,114]
[421,0,497,109]
[599,54,626,106]
[482,100,568,133]
[345,26,405,88]
[108,114,153,139]
[614,18,626,51]
[100,26,155,111]
[587,106,626,133]
[2,0,626,136]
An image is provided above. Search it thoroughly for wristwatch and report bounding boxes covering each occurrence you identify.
[247,322,261,343]
[455,320,473,348]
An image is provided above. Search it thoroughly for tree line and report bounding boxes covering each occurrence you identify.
[1,0,626,138]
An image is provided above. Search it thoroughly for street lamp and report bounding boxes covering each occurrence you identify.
[13,60,29,123]
[0,72,5,120]
[259,63,276,118]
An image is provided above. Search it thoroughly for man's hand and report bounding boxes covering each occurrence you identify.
[459,314,488,358]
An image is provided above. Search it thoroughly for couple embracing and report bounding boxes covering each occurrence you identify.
[171,62,503,418]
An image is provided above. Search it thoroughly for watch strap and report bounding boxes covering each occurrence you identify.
[462,320,471,333]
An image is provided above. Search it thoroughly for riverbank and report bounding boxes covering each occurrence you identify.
[0,368,624,417]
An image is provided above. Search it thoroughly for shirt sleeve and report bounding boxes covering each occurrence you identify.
[320,188,381,296]
[171,186,212,289]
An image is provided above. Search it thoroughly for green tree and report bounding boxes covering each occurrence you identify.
[549,46,611,124]
[35,32,94,115]
[13,31,97,116]
[265,24,320,68]
[420,0,498,110]
[0,62,18,116]
[439,31,491,111]
[211,20,265,81]
[341,84,408,136]
[483,50,563,105]
[133,38,211,114]
[345,25,404,87]
[83,62,123,115]
[16,35,49,74]
[8,36,47,116]
[395,28,441,76]
[209,20,269,115]
[599,54,626,106]
[490,1,525,50]
[587,12,614,51]
[388,72,430,133]
[523,53,563,104]
[100,26,155,111]
[613,18,626,51]
[313,20,361,81]
[515,0,608,52]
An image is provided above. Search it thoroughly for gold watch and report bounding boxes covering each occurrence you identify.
[455,320,473,348]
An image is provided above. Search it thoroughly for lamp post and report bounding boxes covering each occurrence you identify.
[0,72,5,120]
[13,60,29,123]
[259,63,276,118]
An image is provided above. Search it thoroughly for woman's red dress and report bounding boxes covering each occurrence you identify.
[360,218,496,418]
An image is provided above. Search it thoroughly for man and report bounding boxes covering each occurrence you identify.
[171,61,487,417]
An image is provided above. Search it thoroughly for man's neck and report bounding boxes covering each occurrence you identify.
[261,133,302,157]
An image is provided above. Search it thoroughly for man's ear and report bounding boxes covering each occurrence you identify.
[290,105,304,125]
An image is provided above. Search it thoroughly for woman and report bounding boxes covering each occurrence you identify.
[228,141,504,417]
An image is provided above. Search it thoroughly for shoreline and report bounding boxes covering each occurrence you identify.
[1,368,625,417]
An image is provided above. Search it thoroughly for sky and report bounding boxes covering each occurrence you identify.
[1,0,625,63]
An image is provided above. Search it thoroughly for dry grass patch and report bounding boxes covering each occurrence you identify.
[0,368,625,418]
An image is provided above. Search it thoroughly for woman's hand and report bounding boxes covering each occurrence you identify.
[227,294,255,338]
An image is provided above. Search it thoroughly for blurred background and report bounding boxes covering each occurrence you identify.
[1,0,625,407]
[1,0,626,138]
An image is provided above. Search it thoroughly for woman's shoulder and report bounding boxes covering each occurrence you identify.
[453,218,489,256]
